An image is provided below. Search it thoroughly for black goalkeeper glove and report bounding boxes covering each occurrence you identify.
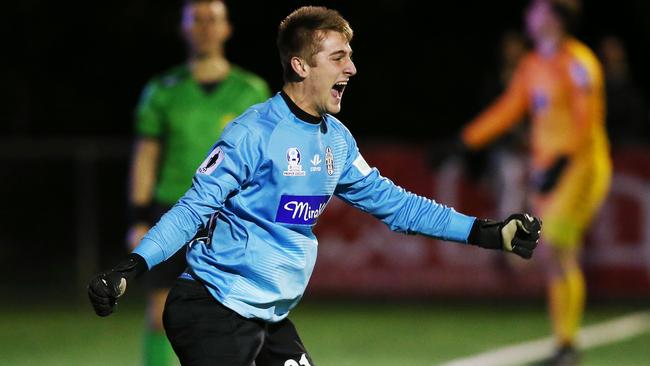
[534,155,569,194]
[468,213,542,259]
[87,253,147,317]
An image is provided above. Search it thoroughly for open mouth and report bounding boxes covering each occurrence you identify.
[331,81,347,100]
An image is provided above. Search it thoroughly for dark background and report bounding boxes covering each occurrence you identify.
[2,0,649,296]
[5,0,650,138]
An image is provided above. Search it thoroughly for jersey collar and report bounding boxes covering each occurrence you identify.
[279,90,323,125]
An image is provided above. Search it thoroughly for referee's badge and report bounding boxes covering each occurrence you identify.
[325,146,334,175]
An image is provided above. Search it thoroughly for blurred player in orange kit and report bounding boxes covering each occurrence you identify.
[461,0,611,364]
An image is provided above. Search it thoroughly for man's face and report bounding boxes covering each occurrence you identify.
[182,1,231,57]
[525,0,559,43]
[302,31,357,115]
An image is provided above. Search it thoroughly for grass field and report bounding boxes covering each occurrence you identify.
[1,299,649,365]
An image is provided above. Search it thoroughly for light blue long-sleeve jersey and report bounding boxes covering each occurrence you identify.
[134,93,476,322]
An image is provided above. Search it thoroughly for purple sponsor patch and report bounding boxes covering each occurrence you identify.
[275,195,329,225]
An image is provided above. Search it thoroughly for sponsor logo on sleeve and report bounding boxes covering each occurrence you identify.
[283,147,306,176]
[197,147,224,175]
[275,195,329,225]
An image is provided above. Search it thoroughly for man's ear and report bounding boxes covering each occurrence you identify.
[221,20,233,42]
[290,57,309,78]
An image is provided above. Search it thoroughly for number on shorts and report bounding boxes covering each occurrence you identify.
[284,353,311,366]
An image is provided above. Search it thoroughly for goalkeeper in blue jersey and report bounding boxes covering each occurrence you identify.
[89,6,541,365]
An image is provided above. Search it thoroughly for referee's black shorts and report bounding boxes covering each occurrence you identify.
[163,278,314,366]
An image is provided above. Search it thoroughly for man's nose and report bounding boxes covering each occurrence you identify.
[344,59,357,77]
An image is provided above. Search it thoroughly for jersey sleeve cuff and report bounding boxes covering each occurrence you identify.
[446,211,476,243]
[132,237,167,270]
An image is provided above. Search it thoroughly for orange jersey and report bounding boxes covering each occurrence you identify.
[462,38,610,169]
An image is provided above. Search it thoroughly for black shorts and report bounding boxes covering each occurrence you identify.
[163,278,314,366]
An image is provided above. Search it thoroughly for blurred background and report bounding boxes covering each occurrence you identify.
[1,0,649,365]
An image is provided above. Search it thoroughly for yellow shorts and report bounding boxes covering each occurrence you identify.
[534,154,611,248]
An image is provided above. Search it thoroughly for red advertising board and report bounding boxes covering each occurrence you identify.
[310,144,650,299]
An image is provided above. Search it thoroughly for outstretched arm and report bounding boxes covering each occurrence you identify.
[335,133,540,256]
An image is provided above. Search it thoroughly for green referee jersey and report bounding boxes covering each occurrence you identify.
[135,64,270,205]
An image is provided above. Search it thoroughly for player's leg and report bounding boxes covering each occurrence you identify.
[536,212,585,366]
[560,247,585,346]
[547,244,583,345]
[132,203,181,366]
[144,289,176,366]
[256,318,314,366]
[142,248,187,366]
[163,278,265,366]
[538,157,611,365]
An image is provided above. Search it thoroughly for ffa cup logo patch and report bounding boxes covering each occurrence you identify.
[325,146,334,176]
[283,147,306,176]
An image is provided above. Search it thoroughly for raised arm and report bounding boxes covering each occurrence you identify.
[462,61,529,150]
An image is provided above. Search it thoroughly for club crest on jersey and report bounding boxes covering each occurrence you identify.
[197,147,224,175]
[310,154,322,172]
[325,146,334,175]
[283,147,306,176]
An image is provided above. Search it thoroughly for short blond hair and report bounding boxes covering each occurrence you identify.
[277,6,353,82]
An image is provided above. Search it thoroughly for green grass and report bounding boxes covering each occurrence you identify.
[0,303,144,366]
[1,300,648,365]
[582,332,650,366]
[293,302,551,365]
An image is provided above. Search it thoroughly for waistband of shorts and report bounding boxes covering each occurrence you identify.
[179,271,196,281]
